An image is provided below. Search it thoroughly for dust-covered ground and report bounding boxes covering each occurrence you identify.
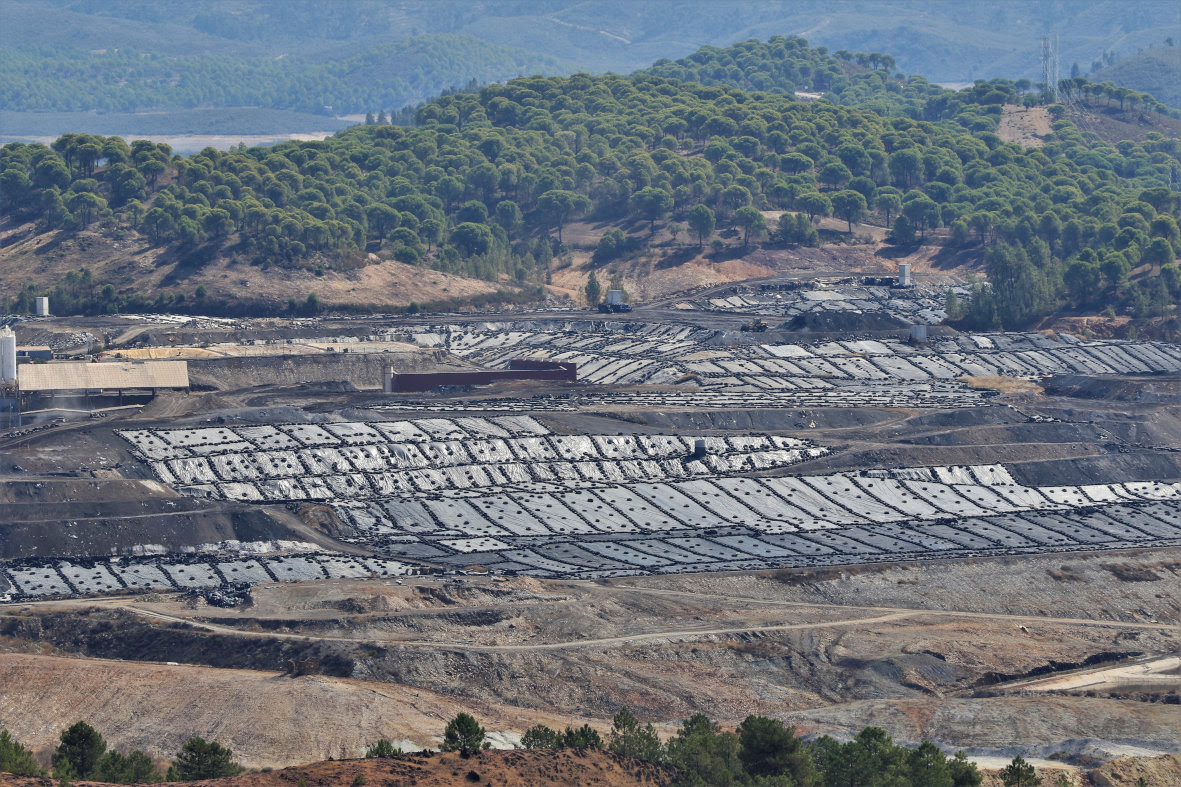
[1,304,1179,778]
[1,549,1177,769]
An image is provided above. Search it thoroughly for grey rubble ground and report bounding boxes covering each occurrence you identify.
[1,280,1179,771]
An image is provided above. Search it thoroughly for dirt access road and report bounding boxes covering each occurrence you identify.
[13,575,1178,653]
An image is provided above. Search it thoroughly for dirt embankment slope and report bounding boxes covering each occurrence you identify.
[781,696,1180,755]
[0,653,592,769]
[185,349,460,392]
[1090,754,1181,787]
[3,550,1178,770]
[0,223,501,311]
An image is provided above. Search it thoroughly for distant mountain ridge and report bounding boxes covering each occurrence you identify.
[3,0,1180,120]
[2,35,1178,332]
[0,33,574,116]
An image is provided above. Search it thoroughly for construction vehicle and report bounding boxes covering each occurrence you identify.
[740,319,768,332]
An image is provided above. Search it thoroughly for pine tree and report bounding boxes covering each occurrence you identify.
[168,737,242,781]
[53,722,106,779]
[440,713,487,756]
[585,270,602,306]
[0,729,46,777]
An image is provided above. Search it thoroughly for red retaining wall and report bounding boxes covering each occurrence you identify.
[385,360,576,393]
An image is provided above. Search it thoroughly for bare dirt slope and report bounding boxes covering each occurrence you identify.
[0,223,500,310]
[1090,754,1181,787]
[551,240,898,306]
[997,105,1052,148]
[0,653,592,769]
[780,696,1180,754]
[552,254,777,304]
[1067,103,1181,145]
[3,550,1177,769]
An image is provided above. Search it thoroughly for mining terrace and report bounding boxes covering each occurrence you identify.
[0,273,1178,771]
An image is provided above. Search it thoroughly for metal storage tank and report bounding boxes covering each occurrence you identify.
[34,297,49,317]
[0,326,16,383]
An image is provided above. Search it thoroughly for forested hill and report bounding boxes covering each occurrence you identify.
[644,37,943,118]
[642,38,1180,122]
[1089,46,1181,110]
[1,38,1179,329]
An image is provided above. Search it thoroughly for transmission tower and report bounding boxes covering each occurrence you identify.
[1041,34,1060,101]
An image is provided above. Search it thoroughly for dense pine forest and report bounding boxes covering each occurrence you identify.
[1,37,1179,328]
[0,35,572,116]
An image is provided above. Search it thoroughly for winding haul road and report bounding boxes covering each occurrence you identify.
[8,582,1175,653]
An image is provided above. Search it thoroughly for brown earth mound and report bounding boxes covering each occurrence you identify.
[1090,754,1181,787]
[0,654,592,769]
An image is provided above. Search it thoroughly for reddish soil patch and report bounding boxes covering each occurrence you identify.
[3,749,677,787]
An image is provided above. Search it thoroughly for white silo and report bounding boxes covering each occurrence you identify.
[898,263,911,287]
[35,297,49,317]
[0,326,16,384]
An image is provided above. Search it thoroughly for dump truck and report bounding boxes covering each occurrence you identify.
[740,319,768,332]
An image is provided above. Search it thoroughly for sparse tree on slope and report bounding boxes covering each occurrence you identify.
[688,204,716,248]
[734,206,766,247]
[0,729,45,777]
[364,739,402,758]
[738,715,817,785]
[608,709,664,762]
[585,270,602,306]
[521,724,562,750]
[538,189,590,244]
[92,749,161,784]
[53,721,106,779]
[1000,755,1041,787]
[831,189,868,233]
[441,713,488,756]
[167,737,242,781]
[629,186,673,234]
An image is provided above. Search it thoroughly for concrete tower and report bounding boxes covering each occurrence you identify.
[0,326,16,384]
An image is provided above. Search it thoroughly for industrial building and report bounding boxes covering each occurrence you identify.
[17,360,190,395]
[1,328,188,424]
